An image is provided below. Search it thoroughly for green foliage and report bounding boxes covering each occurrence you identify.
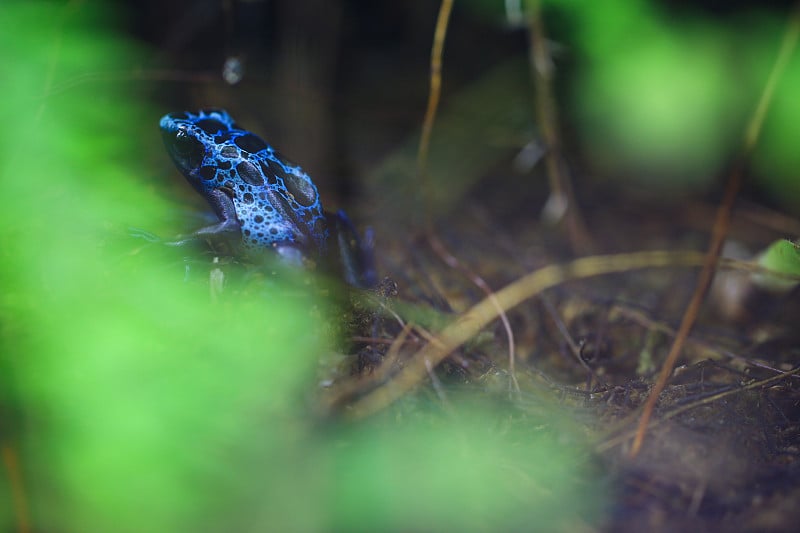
[547,1,799,208]
[0,2,604,532]
[752,50,800,208]
[554,0,732,188]
[326,408,603,532]
[755,239,800,292]
[423,1,800,210]
[0,2,320,530]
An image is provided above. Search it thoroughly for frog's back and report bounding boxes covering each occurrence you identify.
[160,109,327,256]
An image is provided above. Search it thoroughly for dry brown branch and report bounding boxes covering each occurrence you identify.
[629,4,800,457]
[345,250,713,419]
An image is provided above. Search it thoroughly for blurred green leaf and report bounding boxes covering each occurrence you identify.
[548,0,798,207]
[0,2,324,531]
[559,0,741,188]
[0,2,606,531]
[755,239,800,292]
[325,406,604,532]
[752,48,800,210]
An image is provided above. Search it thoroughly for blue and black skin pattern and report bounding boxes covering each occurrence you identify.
[160,109,375,288]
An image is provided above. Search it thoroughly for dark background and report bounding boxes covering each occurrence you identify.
[126,0,795,200]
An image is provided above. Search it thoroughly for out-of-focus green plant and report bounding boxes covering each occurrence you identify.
[324,404,605,532]
[754,239,800,292]
[550,0,799,206]
[552,0,733,187]
[0,2,325,531]
[435,1,799,209]
[0,2,606,531]
[751,49,800,208]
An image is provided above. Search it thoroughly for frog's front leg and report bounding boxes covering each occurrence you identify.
[193,188,241,236]
[170,188,241,246]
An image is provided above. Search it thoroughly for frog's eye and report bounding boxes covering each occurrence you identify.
[174,129,197,154]
[170,128,205,168]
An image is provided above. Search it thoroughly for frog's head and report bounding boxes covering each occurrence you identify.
[159,109,234,186]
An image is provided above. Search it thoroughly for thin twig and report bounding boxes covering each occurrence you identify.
[428,234,520,394]
[614,304,800,379]
[541,295,606,388]
[345,250,712,419]
[599,366,800,453]
[526,0,592,251]
[415,1,520,393]
[425,357,453,410]
[417,0,455,228]
[629,4,800,457]
[322,323,415,412]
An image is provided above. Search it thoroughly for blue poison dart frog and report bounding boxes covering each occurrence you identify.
[159,109,375,288]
